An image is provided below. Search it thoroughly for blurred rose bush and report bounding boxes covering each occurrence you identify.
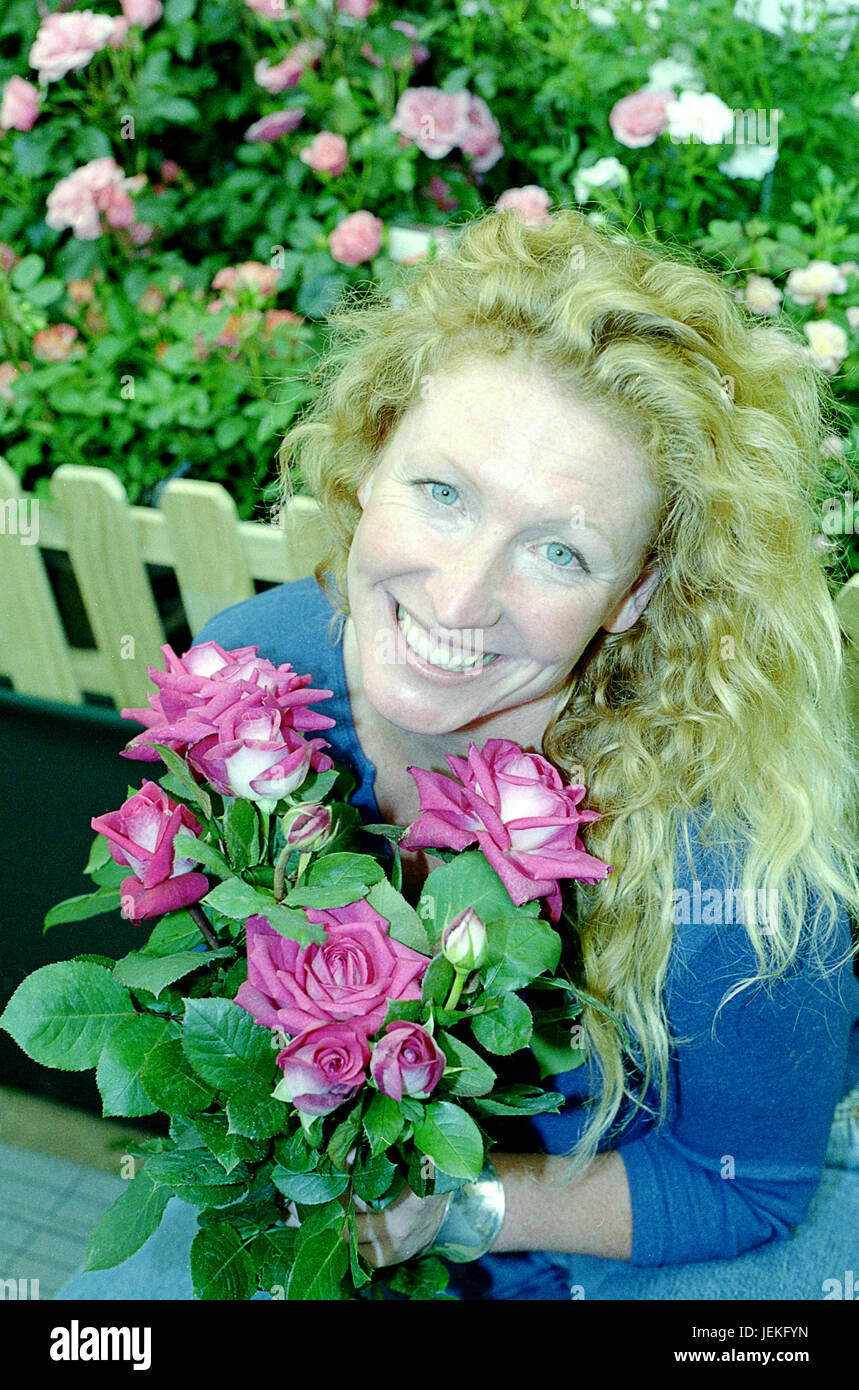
[0,0,857,555]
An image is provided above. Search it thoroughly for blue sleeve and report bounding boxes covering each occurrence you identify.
[620,823,855,1267]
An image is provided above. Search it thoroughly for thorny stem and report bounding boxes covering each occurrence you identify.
[188,902,219,952]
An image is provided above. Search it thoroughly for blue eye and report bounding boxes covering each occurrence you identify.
[544,542,578,568]
[428,482,459,506]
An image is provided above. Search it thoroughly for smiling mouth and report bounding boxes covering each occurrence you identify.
[395,603,499,674]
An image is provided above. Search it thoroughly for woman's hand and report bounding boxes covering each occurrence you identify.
[351,1185,451,1268]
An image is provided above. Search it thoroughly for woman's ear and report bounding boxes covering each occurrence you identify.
[601,563,661,635]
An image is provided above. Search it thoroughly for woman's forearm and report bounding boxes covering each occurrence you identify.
[488,1150,633,1261]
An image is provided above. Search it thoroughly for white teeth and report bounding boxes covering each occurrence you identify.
[396,605,495,672]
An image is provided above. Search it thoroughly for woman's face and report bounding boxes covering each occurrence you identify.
[345,356,663,738]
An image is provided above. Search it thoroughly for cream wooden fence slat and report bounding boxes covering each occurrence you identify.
[159,479,255,635]
[50,465,167,710]
[0,458,83,703]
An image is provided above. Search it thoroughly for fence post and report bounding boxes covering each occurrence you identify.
[159,479,255,636]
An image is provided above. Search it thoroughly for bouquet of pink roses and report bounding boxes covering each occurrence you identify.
[1,641,618,1301]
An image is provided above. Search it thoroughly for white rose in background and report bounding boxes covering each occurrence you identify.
[666,91,736,145]
[744,275,783,315]
[647,56,704,92]
[733,0,859,38]
[786,261,850,307]
[574,157,629,205]
[804,320,849,375]
[718,144,778,180]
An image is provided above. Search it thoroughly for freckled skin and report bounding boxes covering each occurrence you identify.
[343,355,662,766]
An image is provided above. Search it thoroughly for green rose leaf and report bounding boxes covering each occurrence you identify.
[436,1031,497,1097]
[202,878,324,945]
[418,852,539,945]
[363,1090,405,1156]
[146,743,212,817]
[483,916,562,991]
[221,798,261,870]
[142,910,206,956]
[113,948,232,1000]
[351,1150,399,1202]
[421,954,455,1008]
[191,1223,256,1301]
[145,1146,248,1209]
[271,1166,349,1205]
[83,1167,171,1272]
[252,1228,298,1294]
[139,1038,217,1114]
[43,886,122,932]
[96,1014,178,1118]
[470,993,533,1056]
[0,962,136,1070]
[412,1100,485,1181]
[193,1113,268,1174]
[473,1083,568,1116]
[181,997,276,1091]
[306,852,386,890]
[287,1227,348,1300]
[173,833,231,878]
[366,878,431,956]
[529,1022,588,1080]
[227,1083,290,1140]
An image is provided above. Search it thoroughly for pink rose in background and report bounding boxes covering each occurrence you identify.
[275,1023,371,1116]
[244,108,306,143]
[401,739,613,922]
[495,185,552,227]
[361,19,429,69]
[254,40,323,92]
[1,77,42,132]
[300,132,349,176]
[32,324,81,362]
[459,93,504,172]
[423,174,458,211]
[389,87,471,158]
[609,87,674,148]
[29,11,116,84]
[337,0,378,17]
[370,1022,445,1102]
[245,0,292,17]
[187,695,331,801]
[212,262,281,299]
[329,209,384,264]
[46,158,138,241]
[0,363,21,403]
[120,0,164,26]
[109,17,130,48]
[235,903,428,1038]
[120,641,335,762]
[91,781,209,923]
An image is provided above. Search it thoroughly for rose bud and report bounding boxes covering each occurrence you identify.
[442,907,488,972]
[370,1022,446,1103]
[281,803,333,852]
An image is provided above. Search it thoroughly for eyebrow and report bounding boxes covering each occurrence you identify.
[405,450,616,550]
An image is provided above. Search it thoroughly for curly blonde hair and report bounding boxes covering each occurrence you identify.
[276,206,859,1176]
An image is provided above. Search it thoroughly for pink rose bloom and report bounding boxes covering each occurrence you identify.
[120,640,335,762]
[0,244,16,273]
[300,131,349,176]
[390,87,471,158]
[212,261,281,299]
[244,107,306,142]
[32,324,80,362]
[235,903,428,1038]
[370,1022,445,1103]
[609,87,674,148]
[495,185,552,228]
[29,11,116,84]
[91,780,209,924]
[276,1023,371,1116]
[187,693,332,801]
[1,77,42,133]
[245,0,293,17]
[460,93,504,172]
[46,158,138,242]
[337,0,378,17]
[120,0,164,26]
[423,174,458,211]
[0,363,21,403]
[109,17,130,48]
[254,40,322,92]
[329,209,383,265]
[401,739,614,922]
[361,18,428,69]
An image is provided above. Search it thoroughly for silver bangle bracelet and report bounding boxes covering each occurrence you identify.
[426,1159,506,1264]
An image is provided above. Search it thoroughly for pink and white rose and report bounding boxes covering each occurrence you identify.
[459,93,504,172]
[187,696,331,802]
[300,132,349,176]
[329,210,383,265]
[32,323,80,362]
[254,40,323,91]
[29,11,116,84]
[235,903,428,1038]
[1,77,42,132]
[212,261,281,300]
[495,185,552,227]
[46,158,138,242]
[244,108,306,143]
[389,87,471,158]
[609,86,674,148]
[91,780,209,923]
[401,739,613,921]
[370,1022,445,1103]
[274,1023,371,1116]
[120,0,163,26]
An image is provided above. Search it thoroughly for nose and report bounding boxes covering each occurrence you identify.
[422,531,503,632]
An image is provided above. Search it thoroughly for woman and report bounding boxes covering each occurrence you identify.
[58,207,859,1300]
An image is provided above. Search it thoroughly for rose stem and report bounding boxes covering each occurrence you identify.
[443,968,468,1013]
[188,903,219,951]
